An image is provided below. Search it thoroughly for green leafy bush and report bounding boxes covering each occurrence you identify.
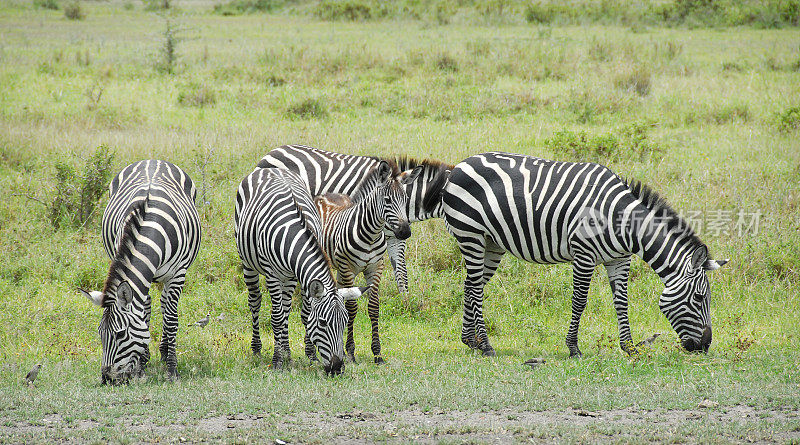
[778,106,800,132]
[213,0,280,15]
[63,0,84,19]
[545,122,660,163]
[314,0,372,21]
[285,98,328,119]
[50,145,115,230]
[33,0,59,10]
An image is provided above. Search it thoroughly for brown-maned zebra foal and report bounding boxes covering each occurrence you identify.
[310,161,421,364]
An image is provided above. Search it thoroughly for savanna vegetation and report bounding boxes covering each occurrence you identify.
[1,0,799,442]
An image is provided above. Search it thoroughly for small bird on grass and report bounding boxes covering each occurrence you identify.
[635,333,662,347]
[523,358,546,369]
[189,314,210,328]
[24,363,42,385]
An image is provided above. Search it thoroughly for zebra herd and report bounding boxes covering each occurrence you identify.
[80,146,727,384]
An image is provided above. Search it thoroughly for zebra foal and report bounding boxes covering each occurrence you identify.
[426,152,727,357]
[235,167,364,375]
[312,161,420,364]
[80,160,201,384]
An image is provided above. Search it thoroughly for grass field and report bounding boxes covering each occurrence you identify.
[1,0,799,442]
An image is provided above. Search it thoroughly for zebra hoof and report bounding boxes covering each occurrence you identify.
[346,353,357,364]
[569,350,583,358]
[481,346,496,357]
[374,356,385,365]
[166,370,179,382]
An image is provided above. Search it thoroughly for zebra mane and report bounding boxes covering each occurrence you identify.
[380,156,455,174]
[422,164,450,215]
[290,195,333,269]
[624,179,706,252]
[102,199,148,305]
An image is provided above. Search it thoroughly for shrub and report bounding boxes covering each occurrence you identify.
[710,103,750,124]
[177,84,216,107]
[285,98,328,119]
[545,122,660,162]
[213,0,279,15]
[33,0,59,10]
[524,2,554,23]
[156,20,182,74]
[142,0,171,10]
[63,1,84,20]
[50,145,115,230]
[778,106,800,132]
[434,53,458,72]
[614,65,652,96]
[314,0,372,21]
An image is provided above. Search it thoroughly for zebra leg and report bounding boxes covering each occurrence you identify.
[300,284,317,362]
[386,236,408,294]
[142,292,151,371]
[160,273,186,381]
[265,277,290,370]
[457,237,485,350]
[243,265,263,355]
[566,256,596,358]
[364,262,385,364]
[472,244,504,357]
[605,258,635,355]
[337,269,358,363]
[279,280,295,366]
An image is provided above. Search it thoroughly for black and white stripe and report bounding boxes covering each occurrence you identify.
[80,160,201,383]
[234,167,364,375]
[258,144,451,293]
[426,152,726,356]
[313,161,420,364]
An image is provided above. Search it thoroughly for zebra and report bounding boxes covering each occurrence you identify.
[258,144,453,293]
[79,160,201,384]
[234,167,365,375]
[312,160,421,364]
[424,152,727,357]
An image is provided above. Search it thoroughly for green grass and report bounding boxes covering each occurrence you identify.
[0,0,799,442]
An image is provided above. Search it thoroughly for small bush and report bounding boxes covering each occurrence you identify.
[213,0,279,15]
[156,20,182,74]
[434,53,458,72]
[33,0,59,10]
[50,145,115,230]
[545,122,660,162]
[63,0,84,20]
[614,65,652,96]
[524,2,554,23]
[778,106,800,132]
[709,103,750,124]
[285,98,328,119]
[177,84,216,107]
[314,0,372,21]
[142,0,171,10]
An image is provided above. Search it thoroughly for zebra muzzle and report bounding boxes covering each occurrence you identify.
[325,355,344,376]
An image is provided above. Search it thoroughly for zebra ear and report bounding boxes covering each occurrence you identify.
[308,279,325,302]
[400,166,423,185]
[79,288,104,307]
[376,161,392,183]
[691,245,709,270]
[115,281,134,311]
[703,258,729,271]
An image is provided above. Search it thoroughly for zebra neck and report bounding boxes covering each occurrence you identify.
[341,193,385,243]
[628,206,693,283]
[104,261,154,301]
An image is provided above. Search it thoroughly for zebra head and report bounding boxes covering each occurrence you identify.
[81,281,150,384]
[370,161,422,241]
[305,280,364,375]
[659,245,728,353]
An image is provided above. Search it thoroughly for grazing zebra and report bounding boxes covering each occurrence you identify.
[258,144,452,293]
[234,167,365,375]
[80,160,201,384]
[425,152,727,357]
[313,161,421,364]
